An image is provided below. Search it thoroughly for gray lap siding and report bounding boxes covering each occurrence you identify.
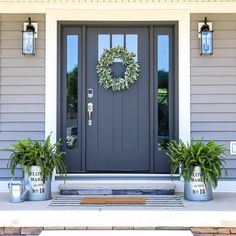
[0,14,45,178]
[191,13,236,177]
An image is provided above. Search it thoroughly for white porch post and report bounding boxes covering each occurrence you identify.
[178,13,191,144]
[45,12,58,144]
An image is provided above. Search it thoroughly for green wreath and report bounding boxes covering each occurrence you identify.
[96,46,140,91]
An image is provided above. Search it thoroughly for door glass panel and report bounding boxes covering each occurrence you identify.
[98,34,110,60]
[112,34,124,47]
[112,34,124,62]
[157,35,169,150]
[126,34,138,62]
[66,35,78,150]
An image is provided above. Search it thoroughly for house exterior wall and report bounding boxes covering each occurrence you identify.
[0,14,45,178]
[190,13,236,178]
[0,9,191,192]
[0,11,236,184]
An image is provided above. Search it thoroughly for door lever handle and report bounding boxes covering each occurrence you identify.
[87,103,93,126]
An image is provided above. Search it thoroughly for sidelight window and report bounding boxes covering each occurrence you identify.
[66,35,78,150]
[157,35,170,150]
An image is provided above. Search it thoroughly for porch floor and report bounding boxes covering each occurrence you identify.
[1,192,236,228]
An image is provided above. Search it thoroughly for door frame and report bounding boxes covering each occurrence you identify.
[46,12,191,170]
[57,22,179,174]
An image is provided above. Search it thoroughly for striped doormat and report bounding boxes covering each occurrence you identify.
[49,195,184,208]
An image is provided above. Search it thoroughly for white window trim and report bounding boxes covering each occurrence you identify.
[45,9,191,145]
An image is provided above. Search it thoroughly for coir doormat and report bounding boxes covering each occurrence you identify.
[49,195,184,208]
[80,197,145,205]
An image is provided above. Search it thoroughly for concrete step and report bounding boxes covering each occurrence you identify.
[40,230,193,236]
[59,183,175,195]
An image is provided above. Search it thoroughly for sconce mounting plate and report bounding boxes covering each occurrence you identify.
[23,22,38,38]
[198,22,212,38]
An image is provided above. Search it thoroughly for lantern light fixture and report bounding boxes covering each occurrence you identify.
[199,17,213,55]
[22,17,36,55]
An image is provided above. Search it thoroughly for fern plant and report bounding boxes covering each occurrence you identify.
[5,134,67,182]
[166,139,227,188]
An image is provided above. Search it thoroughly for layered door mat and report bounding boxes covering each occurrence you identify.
[49,195,184,208]
[59,183,175,195]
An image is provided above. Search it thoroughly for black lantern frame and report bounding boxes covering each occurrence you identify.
[199,17,213,55]
[22,17,36,55]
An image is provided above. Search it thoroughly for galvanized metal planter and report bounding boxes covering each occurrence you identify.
[184,166,213,201]
[24,166,51,201]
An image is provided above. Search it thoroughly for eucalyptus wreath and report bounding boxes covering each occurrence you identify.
[96,46,140,91]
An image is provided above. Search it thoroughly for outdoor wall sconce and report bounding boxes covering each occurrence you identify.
[199,17,213,55]
[22,17,36,55]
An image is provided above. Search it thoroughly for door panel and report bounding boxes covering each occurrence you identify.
[86,27,150,172]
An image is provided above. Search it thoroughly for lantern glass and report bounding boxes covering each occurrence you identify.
[22,31,35,55]
[200,31,213,55]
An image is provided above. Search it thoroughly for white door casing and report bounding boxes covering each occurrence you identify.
[45,9,191,146]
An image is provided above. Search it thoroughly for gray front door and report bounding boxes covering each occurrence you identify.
[86,27,150,172]
[60,25,176,174]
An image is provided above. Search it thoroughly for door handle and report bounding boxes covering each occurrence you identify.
[87,103,93,126]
